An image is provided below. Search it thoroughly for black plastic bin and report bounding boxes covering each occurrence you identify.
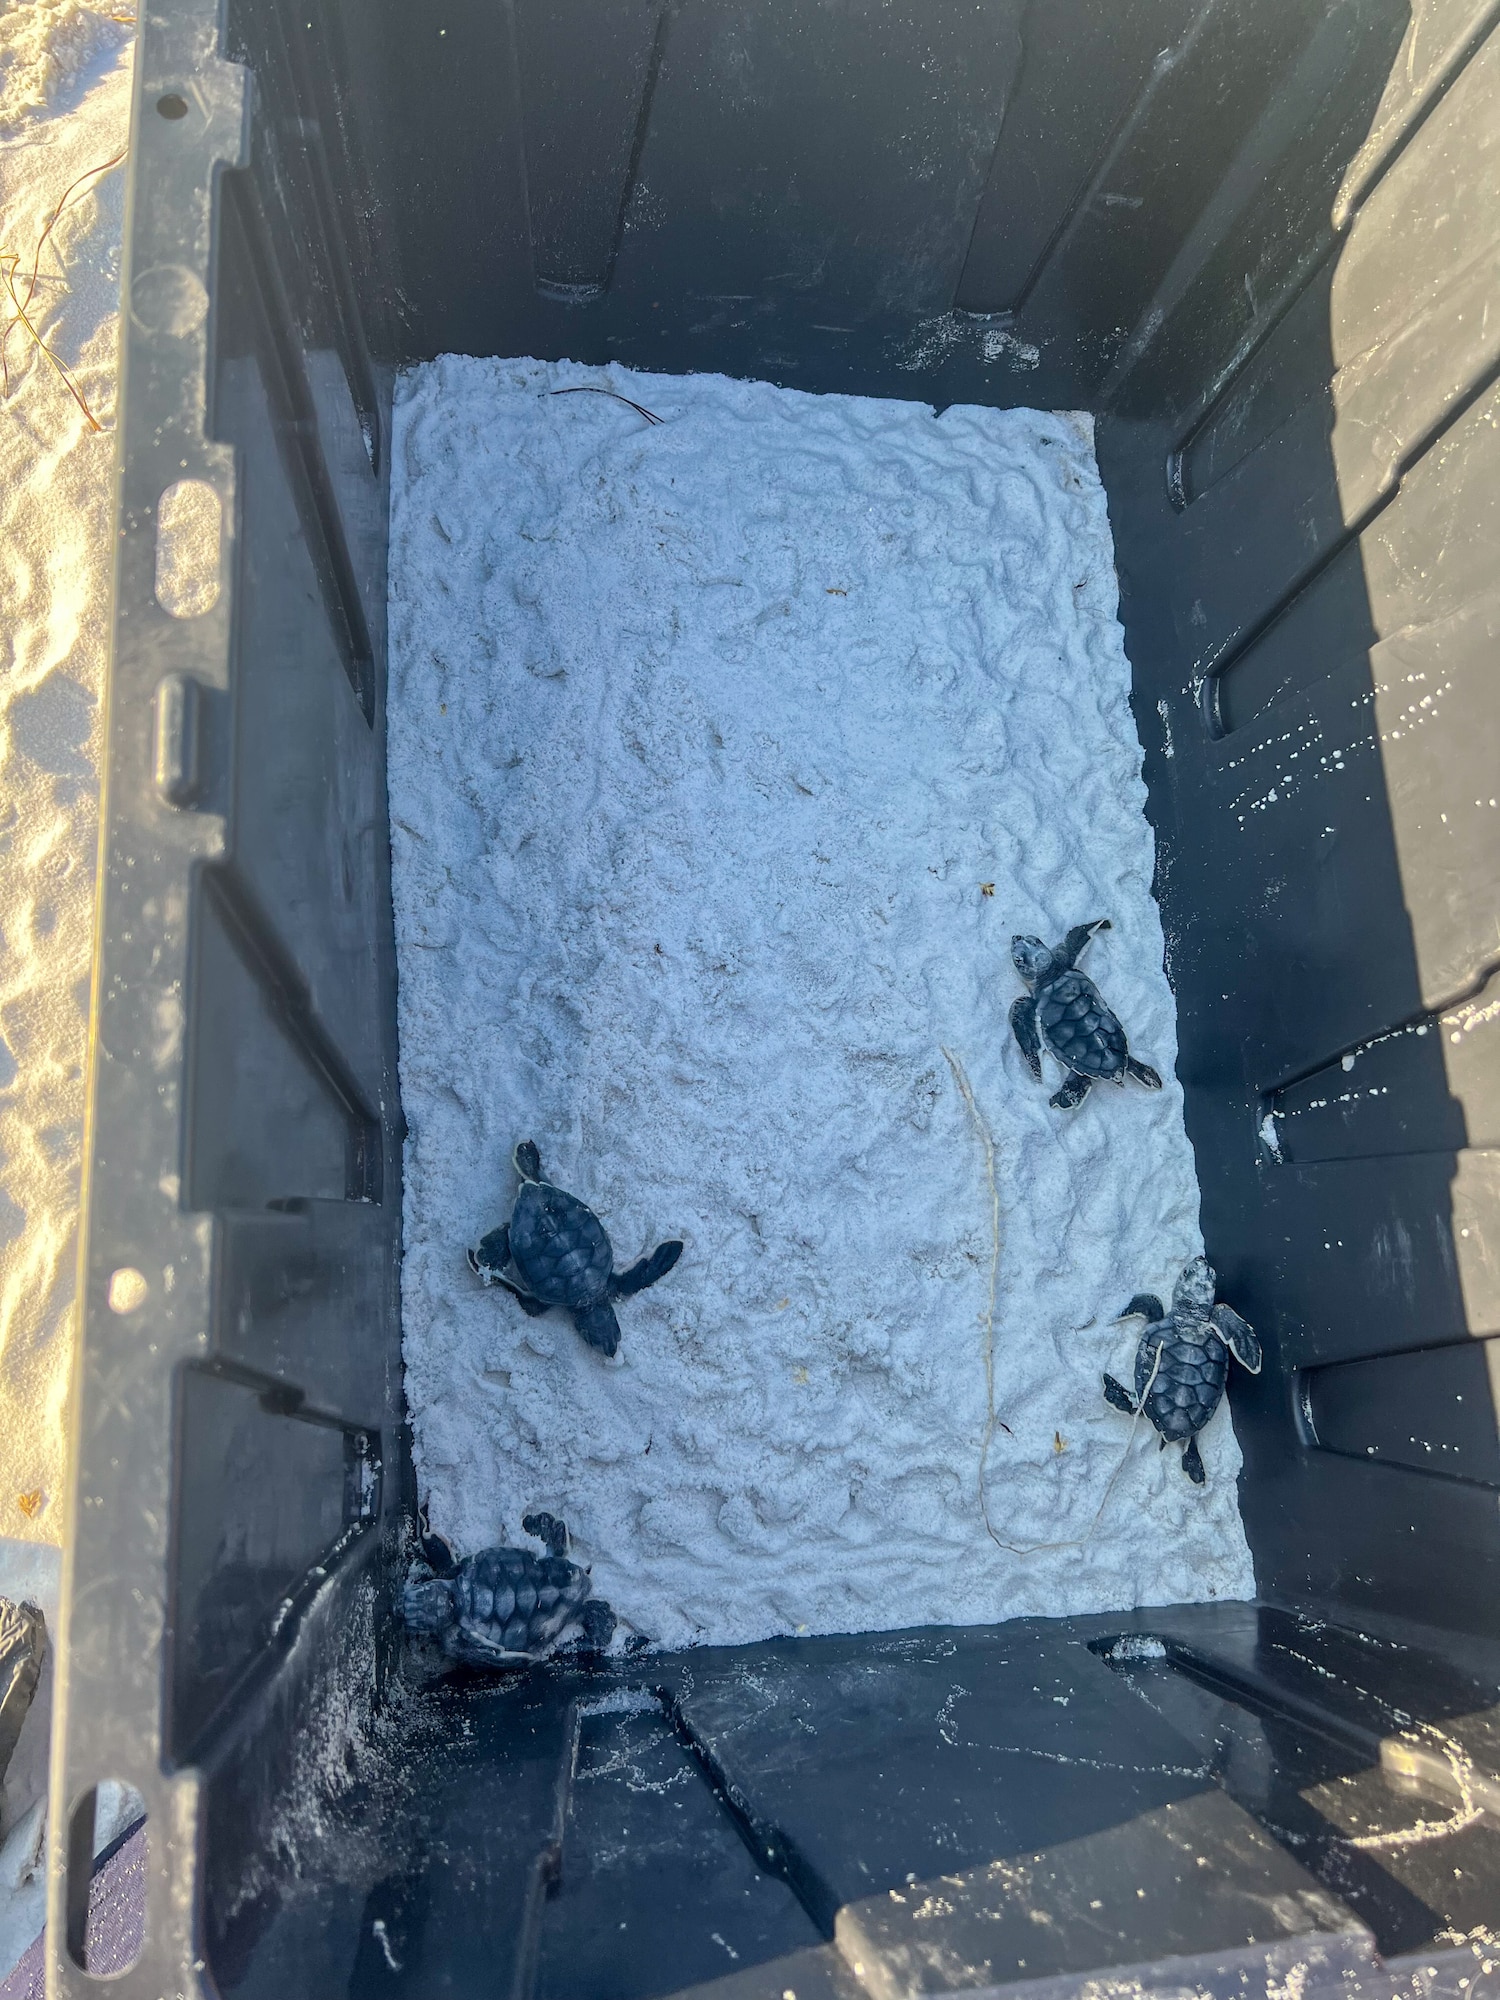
[50,1,1500,1994]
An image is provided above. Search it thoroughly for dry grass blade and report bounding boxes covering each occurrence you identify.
[17,142,128,323]
[2,255,101,428]
[1,142,128,426]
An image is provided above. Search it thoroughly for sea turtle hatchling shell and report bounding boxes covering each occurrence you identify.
[470,1141,684,1357]
[1010,923,1161,1111]
[402,1544,606,1665]
[1035,967,1129,1081]
[1134,1323,1229,1444]
[508,1181,614,1308]
[1101,1257,1262,1483]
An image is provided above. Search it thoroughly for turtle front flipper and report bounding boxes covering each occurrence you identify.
[1212,1303,1262,1374]
[611,1239,684,1299]
[468,1236,550,1315]
[522,1510,569,1557]
[1010,994,1043,1082]
[1102,1373,1138,1415]
[1050,1071,1092,1110]
[469,1224,510,1280]
[419,1512,458,1575]
[1181,1436,1206,1484]
[1126,1056,1162,1090]
[1118,1292,1165,1324]
[573,1300,622,1357]
[1058,918,1110,968]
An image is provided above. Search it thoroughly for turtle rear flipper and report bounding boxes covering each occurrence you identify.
[1126,1056,1162,1090]
[573,1300,622,1356]
[611,1239,684,1299]
[1212,1303,1262,1374]
[1050,1071,1092,1110]
[1181,1436,1206,1484]
[486,1271,552,1317]
[1102,1373,1138,1415]
[1010,994,1043,1081]
[1119,1292,1165,1323]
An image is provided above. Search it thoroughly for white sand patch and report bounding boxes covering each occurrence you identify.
[0,10,130,1968]
[389,357,1256,1654]
[0,6,131,1549]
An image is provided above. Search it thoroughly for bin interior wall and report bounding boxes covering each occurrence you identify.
[51,0,1500,1991]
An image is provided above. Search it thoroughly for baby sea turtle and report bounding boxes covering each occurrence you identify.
[468,1141,683,1357]
[402,1512,617,1665]
[1010,919,1163,1110]
[1102,1256,1262,1483]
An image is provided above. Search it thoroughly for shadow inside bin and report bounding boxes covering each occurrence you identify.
[1095,0,1500,1638]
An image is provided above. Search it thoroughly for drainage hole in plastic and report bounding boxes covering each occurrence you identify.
[66,1781,148,1975]
[155,479,221,618]
[156,93,188,119]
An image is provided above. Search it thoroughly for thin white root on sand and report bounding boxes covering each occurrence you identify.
[941,1045,1007,1546]
[943,1044,1164,1558]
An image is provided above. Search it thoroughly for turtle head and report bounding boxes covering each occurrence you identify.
[1011,935,1056,988]
[1173,1256,1217,1317]
[402,1572,457,1637]
[513,1140,543,1184]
